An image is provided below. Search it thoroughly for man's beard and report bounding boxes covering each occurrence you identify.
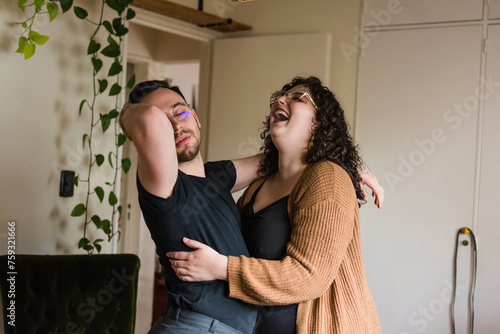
[177,144,200,162]
[176,131,201,162]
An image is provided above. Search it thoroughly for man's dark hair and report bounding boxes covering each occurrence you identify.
[128,80,186,103]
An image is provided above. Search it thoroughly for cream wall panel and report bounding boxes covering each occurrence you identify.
[488,0,500,19]
[356,25,483,333]
[475,24,500,331]
[207,33,330,162]
[362,0,484,27]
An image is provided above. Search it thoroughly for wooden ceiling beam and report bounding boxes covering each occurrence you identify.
[131,0,252,33]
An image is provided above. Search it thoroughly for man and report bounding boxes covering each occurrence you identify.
[120,80,262,334]
[119,80,384,334]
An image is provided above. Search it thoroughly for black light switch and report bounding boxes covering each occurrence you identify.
[59,170,75,197]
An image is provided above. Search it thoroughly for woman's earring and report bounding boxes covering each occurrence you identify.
[308,133,315,149]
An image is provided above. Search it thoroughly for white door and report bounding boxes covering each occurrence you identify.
[474,23,500,332]
[207,33,331,164]
[356,25,484,333]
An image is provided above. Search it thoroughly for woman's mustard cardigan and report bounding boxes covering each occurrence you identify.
[228,161,381,334]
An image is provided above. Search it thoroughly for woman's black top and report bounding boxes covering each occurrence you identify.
[241,180,298,334]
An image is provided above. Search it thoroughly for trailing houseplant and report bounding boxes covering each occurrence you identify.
[15,0,136,254]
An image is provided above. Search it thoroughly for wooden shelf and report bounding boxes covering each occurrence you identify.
[131,0,252,33]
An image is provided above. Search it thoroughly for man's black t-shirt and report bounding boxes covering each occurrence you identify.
[137,160,257,333]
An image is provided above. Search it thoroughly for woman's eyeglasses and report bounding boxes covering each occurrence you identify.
[270,90,318,110]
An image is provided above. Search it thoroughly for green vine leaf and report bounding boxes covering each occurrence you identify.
[82,133,89,148]
[59,0,73,13]
[108,109,119,119]
[74,6,88,20]
[107,35,118,46]
[101,219,111,234]
[15,36,29,54]
[46,2,59,22]
[71,203,86,217]
[95,186,104,202]
[87,39,101,54]
[117,133,126,147]
[108,152,114,168]
[95,154,105,166]
[112,18,128,37]
[16,36,35,59]
[126,8,136,20]
[28,31,49,46]
[122,158,131,174]
[91,215,101,228]
[91,57,103,74]
[102,20,114,34]
[78,237,90,249]
[109,83,121,96]
[34,0,45,11]
[109,191,118,206]
[115,25,128,37]
[94,239,103,253]
[98,79,108,94]
[101,44,120,58]
[106,0,126,15]
[127,74,136,89]
[79,99,87,115]
[73,175,78,187]
[100,114,111,132]
[117,205,122,215]
[24,43,36,60]
[18,0,27,12]
[108,61,122,76]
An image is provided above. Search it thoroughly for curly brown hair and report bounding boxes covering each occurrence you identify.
[260,76,365,202]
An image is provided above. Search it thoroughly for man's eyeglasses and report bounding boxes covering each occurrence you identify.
[270,90,318,110]
[171,104,193,122]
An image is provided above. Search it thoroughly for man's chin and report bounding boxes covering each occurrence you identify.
[177,148,199,162]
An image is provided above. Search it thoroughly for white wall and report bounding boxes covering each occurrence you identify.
[0,0,119,255]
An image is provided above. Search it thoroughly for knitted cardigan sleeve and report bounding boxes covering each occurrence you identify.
[228,161,357,305]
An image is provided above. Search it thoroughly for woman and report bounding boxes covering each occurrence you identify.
[167,76,381,333]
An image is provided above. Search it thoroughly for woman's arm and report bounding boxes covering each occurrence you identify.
[168,237,229,281]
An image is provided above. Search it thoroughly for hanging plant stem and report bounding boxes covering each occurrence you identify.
[16,0,135,254]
